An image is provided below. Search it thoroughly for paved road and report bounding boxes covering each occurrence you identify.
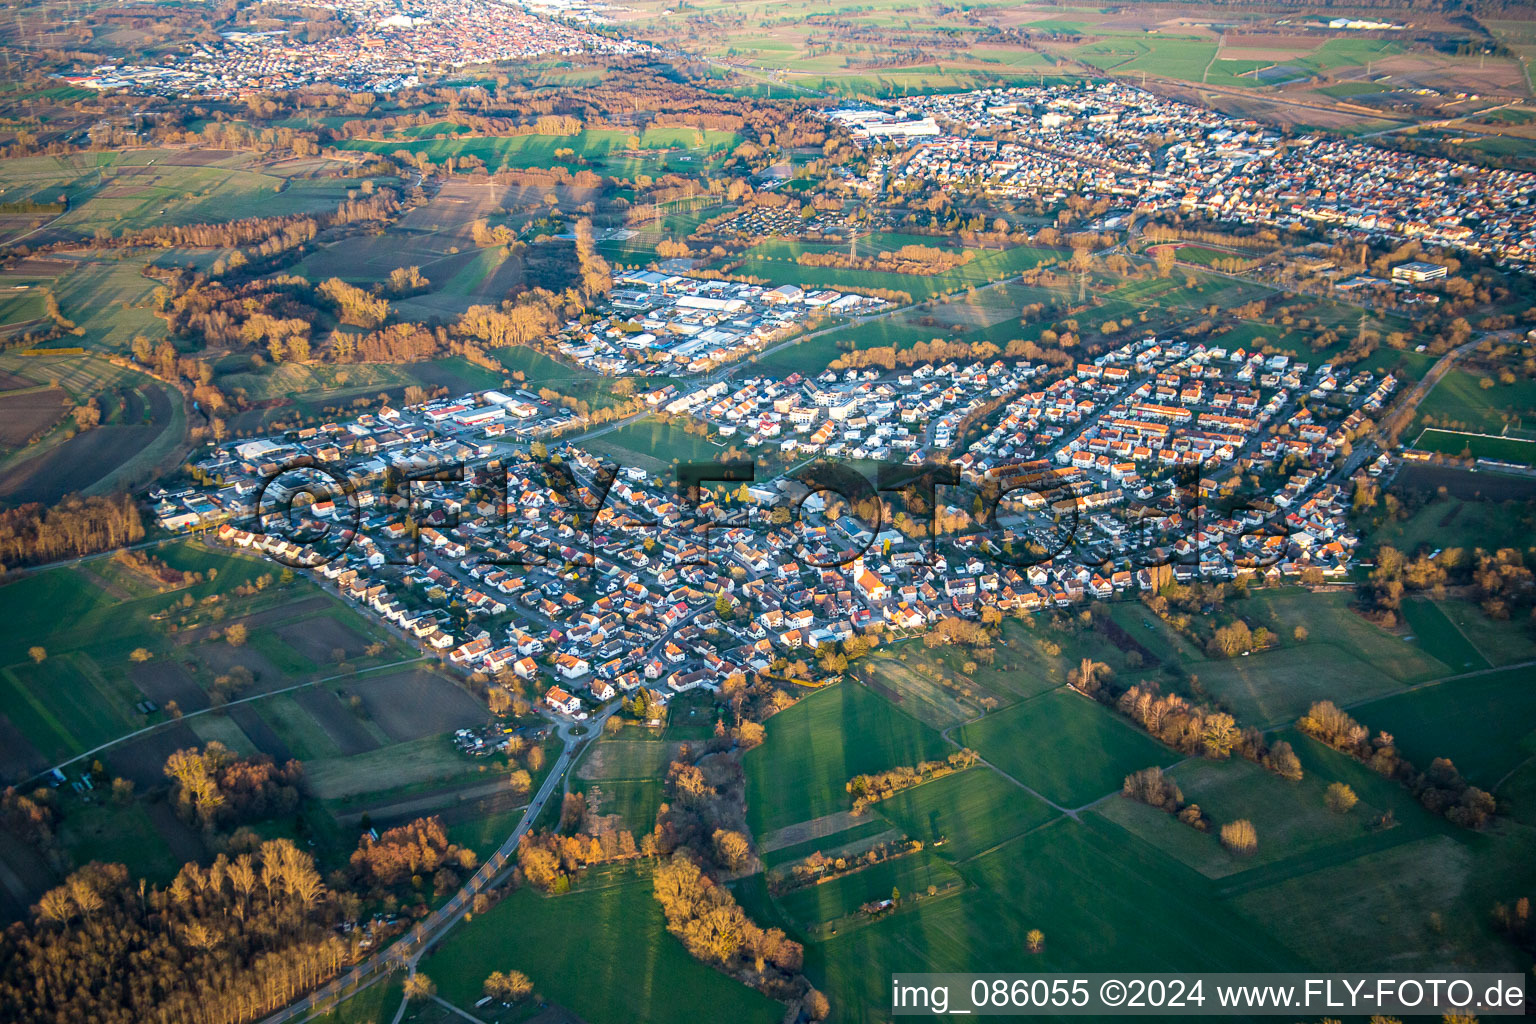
[258,710,602,1024]
[24,654,429,787]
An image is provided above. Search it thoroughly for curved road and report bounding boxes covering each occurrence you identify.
[259,708,612,1024]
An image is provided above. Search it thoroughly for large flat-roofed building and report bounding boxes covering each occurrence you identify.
[1391,261,1448,284]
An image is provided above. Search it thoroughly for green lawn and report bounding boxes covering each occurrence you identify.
[1401,597,1489,672]
[428,867,782,1024]
[957,690,1177,808]
[743,682,949,835]
[1411,428,1536,465]
[875,766,1058,860]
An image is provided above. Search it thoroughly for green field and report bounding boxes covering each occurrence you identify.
[1194,589,1450,726]
[338,127,740,178]
[574,776,666,832]
[1434,599,1536,667]
[957,690,1177,809]
[0,541,400,774]
[429,867,782,1024]
[1096,755,1389,879]
[777,849,963,929]
[806,816,1299,1024]
[761,817,895,869]
[1411,428,1536,465]
[0,151,363,243]
[1401,597,1489,672]
[1368,494,1536,557]
[576,738,678,780]
[1356,666,1536,788]
[1417,369,1536,434]
[743,682,950,835]
[875,766,1058,860]
[737,238,1052,302]
[583,416,732,474]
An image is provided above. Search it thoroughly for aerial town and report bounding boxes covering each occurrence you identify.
[832,83,1536,267]
[67,0,648,96]
[162,331,1392,721]
[4,3,1536,1023]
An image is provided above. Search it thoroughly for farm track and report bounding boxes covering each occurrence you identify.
[23,655,429,786]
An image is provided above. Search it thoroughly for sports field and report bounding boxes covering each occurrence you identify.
[1411,428,1536,465]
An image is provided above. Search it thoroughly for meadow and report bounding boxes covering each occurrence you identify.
[1417,368,1536,434]
[583,416,731,475]
[0,150,363,244]
[1358,666,1536,788]
[805,816,1299,1024]
[874,765,1057,861]
[742,681,949,835]
[1193,589,1449,726]
[737,238,1053,302]
[429,866,783,1024]
[956,689,1176,808]
[1400,597,1489,672]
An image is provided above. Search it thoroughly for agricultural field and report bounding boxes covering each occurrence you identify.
[1400,597,1489,672]
[776,849,964,931]
[1368,492,1536,556]
[874,766,1058,861]
[805,816,1300,1024]
[1096,753,1397,880]
[0,541,407,781]
[0,352,186,504]
[428,867,783,1024]
[742,681,949,835]
[1357,666,1536,789]
[619,0,1079,97]
[0,150,365,246]
[957,690,1177,808]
